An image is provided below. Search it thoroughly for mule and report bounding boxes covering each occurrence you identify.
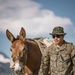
[6,27,42,75]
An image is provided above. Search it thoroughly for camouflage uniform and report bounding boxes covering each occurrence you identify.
[38,41,75,75]
[38,26,75,75]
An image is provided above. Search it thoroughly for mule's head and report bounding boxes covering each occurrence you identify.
[6,27,28,74]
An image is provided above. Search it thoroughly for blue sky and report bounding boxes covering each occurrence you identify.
[0,0,75,57]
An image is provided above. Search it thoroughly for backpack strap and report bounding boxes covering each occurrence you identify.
[66,43,72,55]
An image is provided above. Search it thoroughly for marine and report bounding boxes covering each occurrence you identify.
[38,26,75,75]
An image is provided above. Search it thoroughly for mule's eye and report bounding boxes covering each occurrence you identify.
[23,48,25,51]
[10,48,12,51]
[10,49,12,51]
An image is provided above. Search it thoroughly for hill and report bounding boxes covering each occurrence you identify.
[0,52,14,75]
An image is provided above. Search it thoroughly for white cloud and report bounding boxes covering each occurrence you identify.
[0,54,10,63]
[0,0,72,37]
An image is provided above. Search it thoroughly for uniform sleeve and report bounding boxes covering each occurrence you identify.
[71,44,75,75]
[38,47,50,75]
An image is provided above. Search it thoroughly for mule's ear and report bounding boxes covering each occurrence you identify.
[19,27,26,42]
[6,29,15,43]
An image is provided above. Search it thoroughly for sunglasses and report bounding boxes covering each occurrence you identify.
[52,35,63,38]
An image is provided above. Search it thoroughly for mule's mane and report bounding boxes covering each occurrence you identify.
[26,38,35,41]
[16,35,44,41]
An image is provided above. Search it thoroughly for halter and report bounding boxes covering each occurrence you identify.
[13,43,28,64]
[12,42,28,74]
[13,56,27,63]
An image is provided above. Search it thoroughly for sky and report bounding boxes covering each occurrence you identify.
[0,0,75,57]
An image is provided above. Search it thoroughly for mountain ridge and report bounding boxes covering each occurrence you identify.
[0,51,14,75]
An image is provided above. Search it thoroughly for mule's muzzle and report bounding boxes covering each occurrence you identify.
[15,70,24,75]
[14,66,25,75]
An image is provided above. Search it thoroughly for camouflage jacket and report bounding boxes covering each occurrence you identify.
[38,41,75,75]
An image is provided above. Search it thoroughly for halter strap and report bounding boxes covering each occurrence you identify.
[13,56,26,62]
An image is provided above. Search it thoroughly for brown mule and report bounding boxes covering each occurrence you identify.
[6,27,42,75]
